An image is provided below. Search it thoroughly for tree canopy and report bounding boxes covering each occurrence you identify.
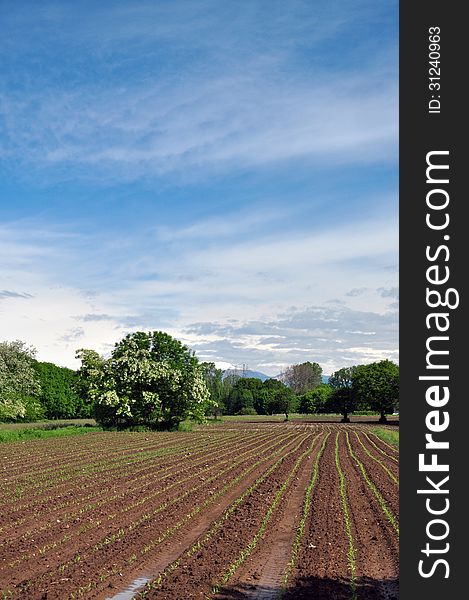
[283,361,323,395]
[76,331,215,429]
[299,383,333,414]
[34,361,90,420]
[0,340,41,421]
[353,360,399,423]
[328,366,358,422]
[200,362,225,416]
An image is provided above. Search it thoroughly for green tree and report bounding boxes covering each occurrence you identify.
[226,378,263,415]
[353,360,399,423]
[76,331,214,429]
[300,383,333,414]
[34,361,91,419]
[329,366,357,422]
[200,362,224,417]
[263,378,298,420]
[283,361,323,395]
[0,340,41,421]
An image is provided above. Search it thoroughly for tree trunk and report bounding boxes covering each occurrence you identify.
[379,409,387,424]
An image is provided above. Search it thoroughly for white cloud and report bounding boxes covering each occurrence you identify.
[0,210,397,371]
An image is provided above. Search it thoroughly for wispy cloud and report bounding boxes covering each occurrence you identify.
[0,290,33,300]
[1,73,396,182]
[0,1,398,372]
[1,1,397,183]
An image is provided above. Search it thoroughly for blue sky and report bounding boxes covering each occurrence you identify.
[0,0,398,375]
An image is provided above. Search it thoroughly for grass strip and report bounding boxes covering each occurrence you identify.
[335,432,358,600]
[0,425,102,444]
[345,432,399,536]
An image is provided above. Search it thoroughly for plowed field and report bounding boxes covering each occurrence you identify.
[0,422,398,599]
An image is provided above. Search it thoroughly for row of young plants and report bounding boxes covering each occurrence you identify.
[134,433,322,598]
[0,430,244,520]
[11,432,308,595]
[280,431,331,589]
[345,431,399,536]
[352,432,398,485]
[2,430,287,572]
[21,432,311,599]
[279,429,398,600]
[2,432,228,498]
[0,431,273,562]
[0,430,183,482]
[334,431,358,600]
[71,434,312,598]
[371,428,399,451]
[209,435,322,594]
[365,432,399,462]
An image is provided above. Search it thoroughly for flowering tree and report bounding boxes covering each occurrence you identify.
[0,340,41,421]
[76,331,214,429]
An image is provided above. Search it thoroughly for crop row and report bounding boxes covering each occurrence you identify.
[0,430,269,539]
[280,431,331,588]
[9,433,311,598]
[213,436,319,591]
[1,430,292,573]
[335,432,358,600]
[0,430,256,524]
[136,433,324,598]
[345,432,399,536]
[1,435,270,554]
[353,432,398,484]
[364,432,399,462]
[1,430,191,482]
[1,431,242,500]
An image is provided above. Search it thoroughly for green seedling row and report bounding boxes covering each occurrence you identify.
[335,432,358,600]
[354,432,398,485]
[345,432,399,536]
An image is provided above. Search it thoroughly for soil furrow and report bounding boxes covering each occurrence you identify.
[214,433,327,599]
[339,432,399,600]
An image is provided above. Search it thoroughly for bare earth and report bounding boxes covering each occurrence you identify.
[0,421,399,599]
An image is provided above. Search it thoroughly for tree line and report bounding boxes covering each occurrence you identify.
[0,332,399,427]
[204,360,399,423]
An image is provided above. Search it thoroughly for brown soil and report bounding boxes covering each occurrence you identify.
[280,430,398,600]
[0,423,399,600]
[338,432,399,600]
[145,435,318,599]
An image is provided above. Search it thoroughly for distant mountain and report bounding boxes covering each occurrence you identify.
[222,370,330,384]
[222,369,270,381]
